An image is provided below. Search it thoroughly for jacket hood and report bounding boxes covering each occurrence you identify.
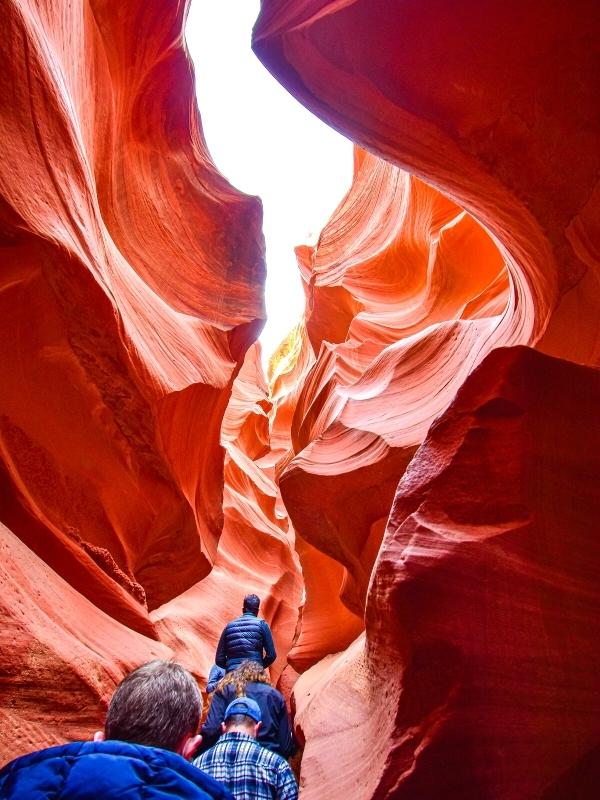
[0,739,233,799]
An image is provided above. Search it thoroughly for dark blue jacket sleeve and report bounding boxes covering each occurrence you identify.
[200,690,228,751]
[276,696,298,758]
[260,620,277,667]
[215,627,227,669]
[206,665,225,693]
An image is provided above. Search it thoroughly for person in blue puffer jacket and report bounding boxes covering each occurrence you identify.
[215,594,277,673]
[0,660,233,800]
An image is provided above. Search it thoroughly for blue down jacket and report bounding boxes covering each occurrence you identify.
[215,612,276,672]
[0,740,234,799]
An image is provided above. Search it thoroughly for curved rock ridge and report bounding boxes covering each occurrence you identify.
[2,1,600,794]
[0,0,272,756]
[253,0,600,367]
[292,347,600,799]
[272,148,524,667]
[254,3,600,792]
[152,343,304,688]
[0,0,264,612]
[0,519,171,761]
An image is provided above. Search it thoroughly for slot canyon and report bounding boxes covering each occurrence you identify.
[1,0,599,797]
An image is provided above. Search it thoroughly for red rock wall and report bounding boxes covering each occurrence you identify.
[2,1,600,796]
[292,347,600,799]
[254,1,600,796]
[274,149,525,670]
[0,0,303,761]
[253,0,600,366]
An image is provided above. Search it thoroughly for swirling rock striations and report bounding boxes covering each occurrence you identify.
[253,0,600,367]
[2,0,600,795]
[152,343,304,689]
[254,1,600,795]
[274,148,521,669]
[0,520,171,758]
[0,0,272,758]
[292,347,600,799]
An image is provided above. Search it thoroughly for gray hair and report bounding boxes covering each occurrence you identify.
[105,660,202,751]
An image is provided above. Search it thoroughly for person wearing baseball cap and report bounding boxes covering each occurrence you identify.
[200,660,297,758]
[193,697,297,800]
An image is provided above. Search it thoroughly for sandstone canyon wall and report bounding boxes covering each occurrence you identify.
[0,0,302,759]
[253,1,600,797]
[1,1,599,799]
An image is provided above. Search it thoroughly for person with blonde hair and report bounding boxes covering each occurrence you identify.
[200,660,297,758]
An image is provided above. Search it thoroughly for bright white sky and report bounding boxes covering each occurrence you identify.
[185,0,353,361]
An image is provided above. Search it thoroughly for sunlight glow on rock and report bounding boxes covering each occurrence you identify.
[185,0,353,363]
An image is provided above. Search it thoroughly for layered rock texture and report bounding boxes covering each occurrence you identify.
[291,347,600,798]
[1,1,600,798]
[253,1,600,797]
[0,0,301,758]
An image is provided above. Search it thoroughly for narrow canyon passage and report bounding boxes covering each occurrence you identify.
[0,1,599,799]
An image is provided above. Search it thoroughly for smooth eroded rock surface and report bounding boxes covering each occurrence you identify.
[2,2,600,797]
[0,0,296,758]
[292,347,600,799]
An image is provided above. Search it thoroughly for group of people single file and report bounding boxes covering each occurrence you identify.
[0,593,298,800]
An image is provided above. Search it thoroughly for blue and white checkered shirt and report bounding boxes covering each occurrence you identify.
[193,732,298,800]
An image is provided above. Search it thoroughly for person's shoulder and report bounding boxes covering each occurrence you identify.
[0,742,233,799]
[0,741,84,781]
[149,748,233,798]
[251,681,284,701]
[255,743,289,769]
[195,734,257,765]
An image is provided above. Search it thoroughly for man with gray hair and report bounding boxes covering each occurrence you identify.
[194,696,298,800]
[0,660,233,799]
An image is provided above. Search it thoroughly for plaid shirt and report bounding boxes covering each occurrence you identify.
[193,732,298,800]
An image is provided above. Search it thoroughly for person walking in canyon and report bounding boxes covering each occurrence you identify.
[0,660,232,800]
[193,697,298,800]
[215,594,277,673]
[200,660,297,758]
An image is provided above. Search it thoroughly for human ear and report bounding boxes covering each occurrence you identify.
[254,721,262,737]
[181,734,202,760]
[221,722,227,734]
[93,731,105,742]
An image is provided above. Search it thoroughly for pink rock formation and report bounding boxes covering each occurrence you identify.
[1,3,599,798]
[292,347,600,799]
[253,0,600,367]
[272,148,523,669]
[152,344,304,688]
[0,0,301,758]
[0,520,170,762]
[253,2,600,795]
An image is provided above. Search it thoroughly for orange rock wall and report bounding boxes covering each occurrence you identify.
[293,347,600,799]
[1,1,600,797]
[254,1,600,796]
[0,0,303,761]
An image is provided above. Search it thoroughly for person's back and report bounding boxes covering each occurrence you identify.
[0,660,233,800]
[201,661,297,757]
[216,594,276,673]
[0,740,229,800]
[194,697,297,800]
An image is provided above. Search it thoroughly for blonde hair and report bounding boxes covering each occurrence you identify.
[216,660,270,697]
